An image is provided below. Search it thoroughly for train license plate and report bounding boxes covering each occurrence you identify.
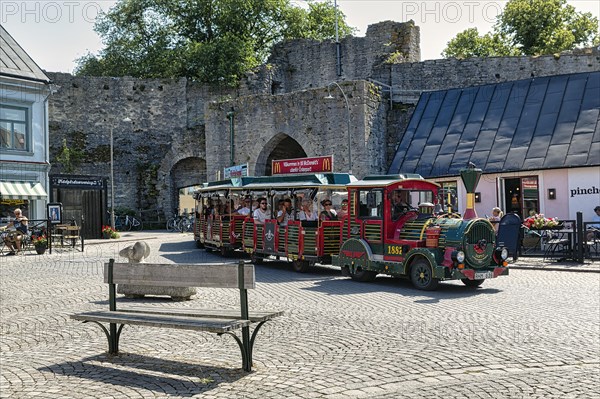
[474,271,494,280]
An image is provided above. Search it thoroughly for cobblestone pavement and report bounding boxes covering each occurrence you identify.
[1,232,599,398]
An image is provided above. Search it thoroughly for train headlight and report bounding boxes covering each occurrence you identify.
[452,250,465,263]
[493,247,509,264]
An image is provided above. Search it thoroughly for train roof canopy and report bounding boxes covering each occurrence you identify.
[243,173,356,189]
[348,174,440,189]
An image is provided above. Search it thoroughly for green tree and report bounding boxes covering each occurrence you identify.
[498,0,598,55]
[442,28,517,58]
[442,0,598,58]
[75,0,355,85]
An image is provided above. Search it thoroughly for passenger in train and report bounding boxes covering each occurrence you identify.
[235,197,252,216]
[319,199,338,221]
[298,199,318,221]
[337,199,349,219]
[277,198,294,226]
[252,198,271,224]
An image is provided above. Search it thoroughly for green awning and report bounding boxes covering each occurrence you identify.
[0,181,47,199]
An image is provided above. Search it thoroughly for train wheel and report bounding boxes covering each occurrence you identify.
[349,267,377,282]
[220,247,230,257]
[292,260,310,273]
[250,253,264,264]
[195,240,204,249]
[410,260,439,291]
[461,278,485,287]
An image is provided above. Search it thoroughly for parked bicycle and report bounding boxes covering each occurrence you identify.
[178,214,195,232]
[166,214,183,232]
[108,211,143,232]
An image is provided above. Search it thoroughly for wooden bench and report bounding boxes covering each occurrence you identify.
[71,259,283,371]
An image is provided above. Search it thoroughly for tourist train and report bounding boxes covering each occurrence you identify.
[193,164,509,290]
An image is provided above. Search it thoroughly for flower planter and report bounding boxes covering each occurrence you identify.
[102,232,112,239]
[35,247,47,255]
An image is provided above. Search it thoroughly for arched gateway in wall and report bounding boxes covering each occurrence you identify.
[158,156,206,217]
[255,134,307,176]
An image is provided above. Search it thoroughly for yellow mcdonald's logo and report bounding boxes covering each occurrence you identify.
[323,157,331,171]
[273,161,281,174]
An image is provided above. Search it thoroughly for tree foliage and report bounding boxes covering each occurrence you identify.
[75,0,355,85]
[443,0,598,58]
[442,28,518,58]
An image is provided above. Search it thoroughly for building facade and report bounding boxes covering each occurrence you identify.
[0,26,51,220]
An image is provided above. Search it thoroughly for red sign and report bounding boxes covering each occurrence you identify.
[272,156,334,175]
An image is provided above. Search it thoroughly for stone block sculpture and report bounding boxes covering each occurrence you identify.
[117,241,196,301]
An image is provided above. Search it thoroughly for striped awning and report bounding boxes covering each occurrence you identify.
[0,181,47,199]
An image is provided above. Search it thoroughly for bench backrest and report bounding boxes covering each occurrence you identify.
[104,261,256,289]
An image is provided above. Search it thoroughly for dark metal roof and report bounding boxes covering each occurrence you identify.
[388,71,600,177]
[0,25,50,83]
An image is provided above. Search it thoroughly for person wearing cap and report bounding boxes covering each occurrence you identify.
[319,199,338,221]
[235,197,253,216]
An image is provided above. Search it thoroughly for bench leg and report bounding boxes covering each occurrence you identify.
[219,321,269,372]
[82,321,124,354]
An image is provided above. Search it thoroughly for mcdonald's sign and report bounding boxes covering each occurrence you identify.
[272,155,334,175]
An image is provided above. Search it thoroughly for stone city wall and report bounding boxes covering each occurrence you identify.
[45,21,600,216]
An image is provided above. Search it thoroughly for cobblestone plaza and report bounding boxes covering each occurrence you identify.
[1,232,599,398]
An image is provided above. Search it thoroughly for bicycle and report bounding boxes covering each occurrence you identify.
[177,214,195,232]
[109,211,143,231]
[166,215,182,232]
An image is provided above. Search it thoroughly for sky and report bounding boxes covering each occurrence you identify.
[1,0,599,74]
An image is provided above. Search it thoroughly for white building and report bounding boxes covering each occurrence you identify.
[0,25,51,220]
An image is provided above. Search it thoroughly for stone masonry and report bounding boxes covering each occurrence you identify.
[46,20,600,217]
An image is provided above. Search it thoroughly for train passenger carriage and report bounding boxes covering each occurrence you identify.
[193,177,254,255]
[239,173,355,272]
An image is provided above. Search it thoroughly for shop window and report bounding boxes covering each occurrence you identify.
[0,105,29,152]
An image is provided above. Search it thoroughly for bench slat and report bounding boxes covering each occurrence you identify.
[105,262,256,289]
[71,311,251,333]
[122,306,284,322]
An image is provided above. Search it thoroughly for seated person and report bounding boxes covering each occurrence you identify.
[488,207,504,234]
[587,205,600,241]
[277,198,294,226]
[337,199,349,219]
[234,197,252,217]
[0,208,29,255]
[390,190,415,220]
[320,199,338,221]
[298,199,318,221]
[252,198,271,224]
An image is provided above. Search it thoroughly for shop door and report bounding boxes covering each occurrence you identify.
[503,176,539,218]
[82,190,104,239]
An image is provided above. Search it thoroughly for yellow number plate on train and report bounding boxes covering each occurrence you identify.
[386,245,403,255]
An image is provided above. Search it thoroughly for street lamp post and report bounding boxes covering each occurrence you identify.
[325,82,352,174]
[227,107,235,166]
[110,117,131,230]
[334,0,341,76]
